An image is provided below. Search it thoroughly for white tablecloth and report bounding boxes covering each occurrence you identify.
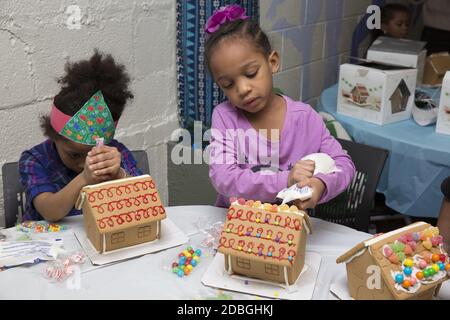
[0,205,448,300]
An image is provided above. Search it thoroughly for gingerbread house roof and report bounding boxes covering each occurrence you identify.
[218,200,312,268]
[76,175,166,234]
[337,222,449,300]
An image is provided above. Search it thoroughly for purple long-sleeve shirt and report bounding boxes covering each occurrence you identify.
[209,95,356,208]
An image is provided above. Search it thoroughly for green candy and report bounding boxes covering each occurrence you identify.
[172,267,179,274]
[390,243,404,253]
[397,252,406,262]
[396,243,405,252]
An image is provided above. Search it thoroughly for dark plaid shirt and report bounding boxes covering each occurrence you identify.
[19,139,142,221]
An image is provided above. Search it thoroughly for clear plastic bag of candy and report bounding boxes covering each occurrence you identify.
[170,245,203,278]
[44,251,86,282]
[198,221,223,249]
[17,221,69,233]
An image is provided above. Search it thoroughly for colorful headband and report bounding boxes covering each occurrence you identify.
[50,90,117,145]
[204,4,249,34]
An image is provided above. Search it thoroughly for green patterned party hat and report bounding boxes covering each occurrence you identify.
[59,91,115,145]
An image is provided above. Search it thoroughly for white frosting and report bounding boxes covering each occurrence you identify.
[343,247,367,264]
[300,153,341,175]
[283,266,289,288]
[364,222,427,246]
[102,234,106,253]
[227,254,233,274]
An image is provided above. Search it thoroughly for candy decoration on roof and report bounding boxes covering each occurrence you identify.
[218,197,311,286]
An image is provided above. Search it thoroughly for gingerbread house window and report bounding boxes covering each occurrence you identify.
[236,257,251,270]
[265,264,280,276]
[138,225,151,238]
[111,231,125,244]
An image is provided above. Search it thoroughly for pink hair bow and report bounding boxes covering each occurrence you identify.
[204,4,249,34]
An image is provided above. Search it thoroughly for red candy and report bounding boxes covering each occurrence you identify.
[237,198,246,205]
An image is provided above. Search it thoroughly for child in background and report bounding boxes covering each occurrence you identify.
[205,5,355,210]
[19,50,142,222]
[372,3,412,41]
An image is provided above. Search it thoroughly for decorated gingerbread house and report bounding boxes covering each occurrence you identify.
[351,83,370,104]
[336,222,450,300]
[218,198,312,286]
[76,175,166,253]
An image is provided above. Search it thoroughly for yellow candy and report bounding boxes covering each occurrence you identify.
[424,230,434,239]
[403,259,414,268]
[289,205,299,212]
[187,264,193,270]
[253,201,262,208]
[423,240,433,250]
[185,253,192,258]
[193,256,200,262]
[430,227,440,236]
[183,250,189,256]
[238,246,243,251]
[279,204,290,212]
[256,218,261,223]
[263,203,272,211]
[432,264,440,272]
[267,235,271,240]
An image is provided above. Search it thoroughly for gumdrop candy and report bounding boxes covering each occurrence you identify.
[388,254,399,264]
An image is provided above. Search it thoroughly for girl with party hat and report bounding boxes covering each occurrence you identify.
[19,50,142,222]
[205,5,355,209]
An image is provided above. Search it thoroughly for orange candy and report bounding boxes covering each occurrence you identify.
[388,254,399,264]
[416,271,424,280]
[402,280,411,289]
[432,254,440,263]
[445,264,450,272]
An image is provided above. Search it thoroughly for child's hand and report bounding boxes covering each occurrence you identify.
[288,160,315,187]
[294,177,326,210]
[84,146,123,182]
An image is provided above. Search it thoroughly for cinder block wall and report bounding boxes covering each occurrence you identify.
[261,0,373,108]
[0,0,179,227]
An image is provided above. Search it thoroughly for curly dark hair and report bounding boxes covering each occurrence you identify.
[204,19,272,72]
[41,49,133,140]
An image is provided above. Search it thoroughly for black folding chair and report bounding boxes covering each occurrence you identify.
[313,139,389,232]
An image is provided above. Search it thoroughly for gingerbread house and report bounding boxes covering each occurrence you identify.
[76,175,166,253]
[351,84,370,104]
[336,222,450,300]
[218,199,312,286]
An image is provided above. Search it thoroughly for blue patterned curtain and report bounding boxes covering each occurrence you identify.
[176,0,259,136]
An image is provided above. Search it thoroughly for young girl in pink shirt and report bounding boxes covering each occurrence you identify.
[205,5,355,210]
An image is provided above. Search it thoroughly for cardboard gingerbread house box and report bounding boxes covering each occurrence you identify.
[218,198,312,286]
[336,222,449,300]
[338,61,417,125]
[76,175,166,253]
[436,71,450,135]
[367,36,426,84]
